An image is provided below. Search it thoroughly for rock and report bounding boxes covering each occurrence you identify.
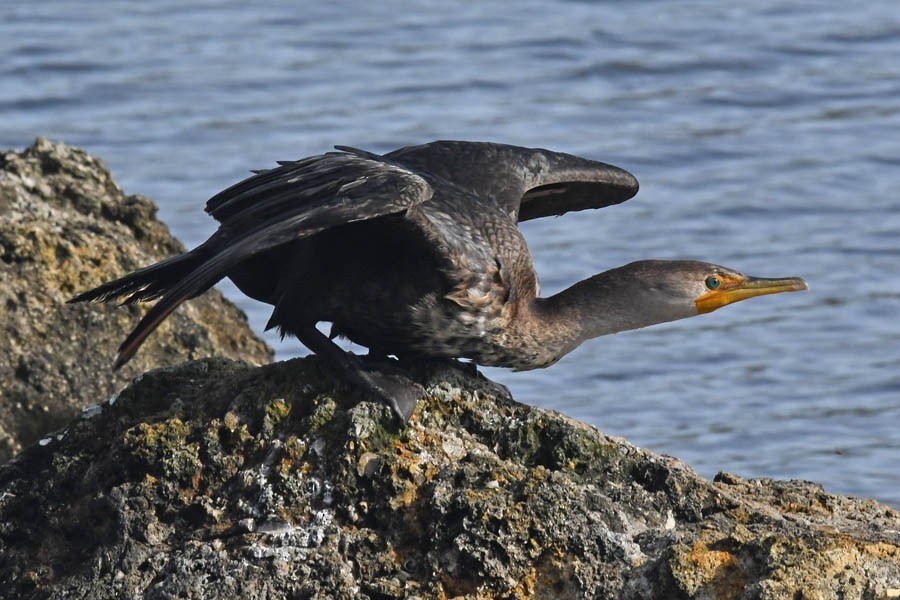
[0,138,273,462]
[0,357,897,599]
[1,139,898,598]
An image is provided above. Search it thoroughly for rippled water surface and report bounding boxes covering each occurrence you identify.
[3,1,898,507]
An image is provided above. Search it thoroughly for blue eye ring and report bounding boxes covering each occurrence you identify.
[705,276,721,290]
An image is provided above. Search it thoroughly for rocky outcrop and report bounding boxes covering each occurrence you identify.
[0,138,273,462]
[1,139,898,599]
[0,356,898,599]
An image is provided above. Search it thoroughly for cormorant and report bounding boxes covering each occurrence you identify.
[70,141,808,421]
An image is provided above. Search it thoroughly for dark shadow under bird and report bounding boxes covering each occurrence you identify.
[70,141,808,421]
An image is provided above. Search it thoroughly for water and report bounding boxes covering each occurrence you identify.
[2,1,898,508]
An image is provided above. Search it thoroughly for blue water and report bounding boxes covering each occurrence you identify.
[2,1,898,508]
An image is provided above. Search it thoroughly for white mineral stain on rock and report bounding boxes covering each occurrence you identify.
[665,510,676,530]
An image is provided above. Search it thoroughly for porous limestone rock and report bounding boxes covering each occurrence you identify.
[2,139,898,599]
[0,357,897,599]
[0,138,273,462]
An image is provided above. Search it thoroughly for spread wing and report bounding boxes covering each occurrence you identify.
[516,158,639,221]
[112,151,433,367]
[385,140,639,223]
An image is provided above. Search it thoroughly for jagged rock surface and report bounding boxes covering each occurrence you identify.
[0,138,273,462]
[0,357,897,599]
[2,139,898,599]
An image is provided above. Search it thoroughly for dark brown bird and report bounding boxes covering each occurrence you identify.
[70,141,808,421]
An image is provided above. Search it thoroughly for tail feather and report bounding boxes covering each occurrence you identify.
[112,297,186,370]
[69,249,213,369]
[68,251,205,306]
[110,245,239,368]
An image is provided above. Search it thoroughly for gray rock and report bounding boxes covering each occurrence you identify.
[0,138,273,462]
[0,357,898,599]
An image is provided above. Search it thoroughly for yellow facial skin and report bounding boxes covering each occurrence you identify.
[695,274,808,314]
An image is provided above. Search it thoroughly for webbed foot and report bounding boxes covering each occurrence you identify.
[356,366,424,423]
[295,325,424,424]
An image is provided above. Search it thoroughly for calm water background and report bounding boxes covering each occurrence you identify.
[2,1,898,507]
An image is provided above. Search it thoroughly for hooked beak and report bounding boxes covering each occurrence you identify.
[696,275,809,314]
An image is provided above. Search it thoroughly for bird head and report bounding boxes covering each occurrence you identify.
[534,259,809,364]
[609,260,809,323]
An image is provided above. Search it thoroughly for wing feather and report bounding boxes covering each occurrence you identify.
[115,152,432,367]
[385,140,639,222]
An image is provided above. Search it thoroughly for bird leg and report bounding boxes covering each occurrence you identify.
[295,326,424,423]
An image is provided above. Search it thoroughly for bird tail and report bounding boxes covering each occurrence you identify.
[68,248,212,368]
[69,250,206,305]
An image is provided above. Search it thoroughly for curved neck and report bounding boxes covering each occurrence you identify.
[526,268,691,361]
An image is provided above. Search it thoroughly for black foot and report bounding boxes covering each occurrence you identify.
[356,367,424,424]
[293,325,424,424]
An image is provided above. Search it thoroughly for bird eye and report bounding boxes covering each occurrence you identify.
[705,276,721,290]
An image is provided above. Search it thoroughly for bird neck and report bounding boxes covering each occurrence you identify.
[528,268,688,354]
